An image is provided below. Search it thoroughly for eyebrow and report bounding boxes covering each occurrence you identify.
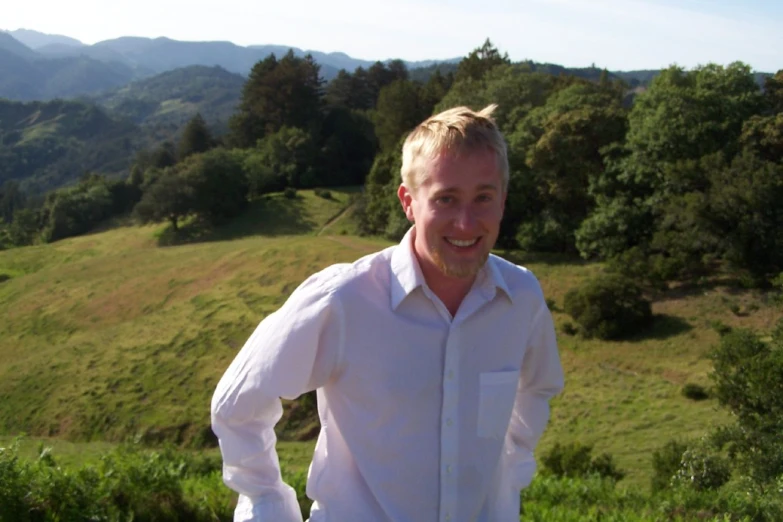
[432,184,499,196]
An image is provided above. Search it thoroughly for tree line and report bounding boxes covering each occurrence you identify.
[2,39,782,292]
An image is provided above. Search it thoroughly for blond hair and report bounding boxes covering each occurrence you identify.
[400,104,508,191]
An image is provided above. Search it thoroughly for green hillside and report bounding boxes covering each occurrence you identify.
[90,65,244,137]
[0,98,139,193]
[1,188,778,489]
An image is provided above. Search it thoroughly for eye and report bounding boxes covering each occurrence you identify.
[435,195,454,205]
[476,193,493,203]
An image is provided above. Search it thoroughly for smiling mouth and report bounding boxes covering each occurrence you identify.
[446,237,479,247]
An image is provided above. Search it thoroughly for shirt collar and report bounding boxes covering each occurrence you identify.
[389,227,514,310]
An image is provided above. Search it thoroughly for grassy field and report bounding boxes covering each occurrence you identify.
[1,186,779,491]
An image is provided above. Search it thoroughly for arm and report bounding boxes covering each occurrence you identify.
[504,301,565,490]
[211,273,345,522]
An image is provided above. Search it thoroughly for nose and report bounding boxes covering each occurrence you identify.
[454,204,478,231]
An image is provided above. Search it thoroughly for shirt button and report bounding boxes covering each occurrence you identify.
[445,513,451,521]
[446,418,453,427]
[446,465,452,474]
[447,370,454,379]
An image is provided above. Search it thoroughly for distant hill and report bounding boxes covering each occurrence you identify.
[7,28,84,49]
[0,31,39,60]
[0,98,140,193]
[89,65,244,137]
[0,35,137,101]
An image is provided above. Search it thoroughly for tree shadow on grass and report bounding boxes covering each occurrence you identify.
[626,314,693,342]
[156,195,318,247]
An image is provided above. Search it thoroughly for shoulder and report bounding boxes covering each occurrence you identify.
[292,245,395,301]
[489,254,546,302]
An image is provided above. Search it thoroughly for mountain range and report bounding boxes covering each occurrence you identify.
[0,28,459,102]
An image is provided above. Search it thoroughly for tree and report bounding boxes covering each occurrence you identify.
[763,70,783,114]
[244,127,318,195]
[454,38,510,83]
[372,80,426,152]
[0,180,25,224]
[509,81,628,252]
[133,171,195,231]
[577,62,765,263]
[178,113,214,160]
[709,322,783,485]
[229,50,324,148]
[705,152,783,280]
[319,107,378,186]
[179,148,249,224]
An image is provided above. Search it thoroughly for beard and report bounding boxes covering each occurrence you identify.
[430,243,490,279]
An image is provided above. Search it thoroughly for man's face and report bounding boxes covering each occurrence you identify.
[398,148,506,282]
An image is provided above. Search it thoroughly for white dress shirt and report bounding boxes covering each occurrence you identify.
[211,227,564,522]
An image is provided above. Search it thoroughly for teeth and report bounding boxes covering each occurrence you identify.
[447,238,478,247]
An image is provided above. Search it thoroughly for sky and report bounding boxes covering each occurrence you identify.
[4,0,782,72]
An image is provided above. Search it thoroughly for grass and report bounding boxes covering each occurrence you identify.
[1,188,780,492]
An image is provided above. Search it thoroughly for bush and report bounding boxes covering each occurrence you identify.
[651,439,689,492]
[675,446,731,491]
[314,188,332,199]
[563,274,653,339]
[681,383,709,401]
[0,273,10,283]
[541,442,625,481]
[284,187,297,199]
[561,322,578,336]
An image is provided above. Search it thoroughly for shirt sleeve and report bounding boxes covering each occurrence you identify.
[210,271,345,522]
[503,300,565,491]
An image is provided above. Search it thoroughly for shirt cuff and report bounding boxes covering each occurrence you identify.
[233,485,304,522]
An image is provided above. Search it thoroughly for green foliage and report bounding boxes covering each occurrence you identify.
[704,151,783,282]
[509,81,628,252]
[674,445,731,492]
[177,113,214,160]
[372,79,428,152]
[579,62,765,264]
[244,126,318,194]
[651,440,689,492]
[179,148,249,224]
[317,107,377,186]
[563,273,652,339]
[708,323,783,485]
[541,441,625,481]
[133,171,196,231]
[355,148,404,238]
[283,187,297,199]
[230,50,324,148]
[0,440,232,521]
[0,99,139,194]
[454,38,510,83]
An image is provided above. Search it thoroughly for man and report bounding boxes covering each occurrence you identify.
[211,105,565,522]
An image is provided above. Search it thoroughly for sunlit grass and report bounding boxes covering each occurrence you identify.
[0,187,778,491]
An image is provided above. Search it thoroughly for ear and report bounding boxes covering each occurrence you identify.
[397,184,416,223]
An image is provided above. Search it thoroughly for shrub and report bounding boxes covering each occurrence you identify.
[651,439,689,492]
[0,273,10,283]
[541,442,625,481]
[563,274,653,339]
[675,446,731,491]
[314,188,332,199]
[561,322,578,336]
[283,187,297,199]
[682,383,709,401]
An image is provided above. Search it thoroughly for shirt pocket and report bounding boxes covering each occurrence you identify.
[477,371,519,439]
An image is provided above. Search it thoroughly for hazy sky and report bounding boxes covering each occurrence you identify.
[4,0,782,71]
